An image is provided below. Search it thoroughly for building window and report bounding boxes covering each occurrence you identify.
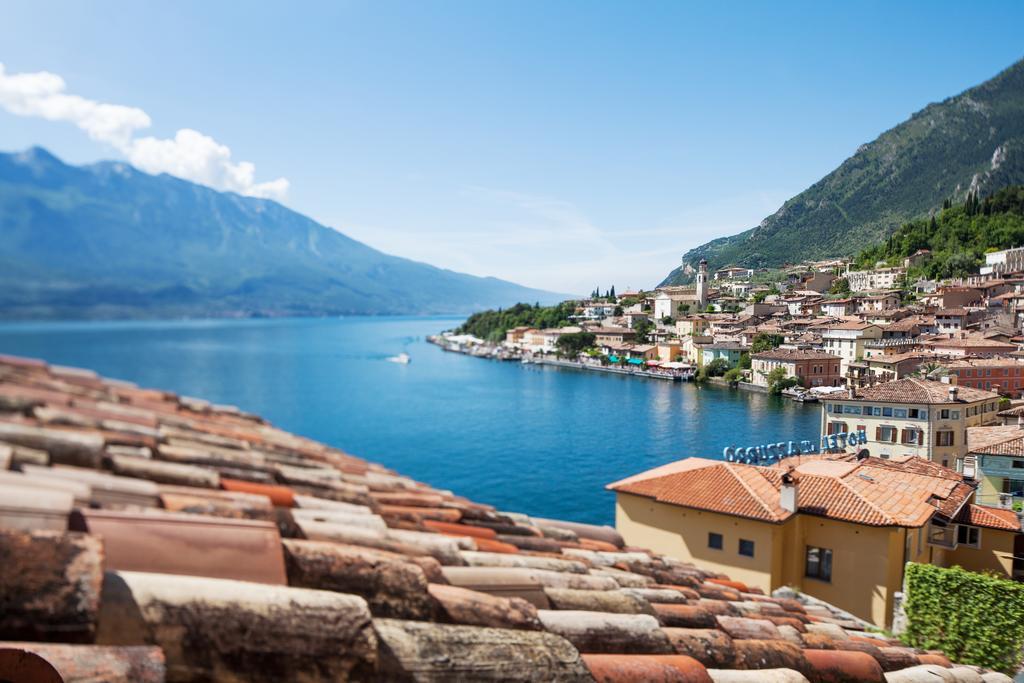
[940,409,950,419]
[901,428,923,446]
[738,539,755,557]
[952,410,960,419]
[1013,460,1024,470]
[877,426,897,443]
[936,431,955,447]
[805,545,833,582]
[956,525,981,549]
[708,532,723,550]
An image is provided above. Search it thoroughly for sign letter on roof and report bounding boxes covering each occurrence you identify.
[723,430,868,466]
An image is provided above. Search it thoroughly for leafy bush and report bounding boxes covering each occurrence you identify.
[751,333,784,353]
[555,331,595,358]
[704,358,731,377]
[902,563,1024,674]
[765,367,799,395]
[723,368,743,384]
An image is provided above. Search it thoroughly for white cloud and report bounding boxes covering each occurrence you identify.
[0,63,288,200]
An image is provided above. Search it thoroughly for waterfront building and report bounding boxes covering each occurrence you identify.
[821,377,1001,471]
[590,326,636,346]
[750,349,842,389]
[608,454,1020,628]
[698,342,746,368]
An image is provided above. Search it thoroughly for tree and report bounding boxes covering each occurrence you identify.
[765,367,800,395]
[738,352,751,370]
[723,368,743,384]
[704,358,730,377]
[829,277,851,297]
[633,318,653,342]
[554,331,596,358]
[912,362,949,380]
[613,305,624,316]
[677,302,691,314]
[751,333,784,354]
[609,285,616,299]
[660,316,674,325]
[705,304,716,313]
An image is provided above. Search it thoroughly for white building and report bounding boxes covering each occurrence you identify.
[981,247,1024,276]
[820,321,883,375]
[846,267,906,292]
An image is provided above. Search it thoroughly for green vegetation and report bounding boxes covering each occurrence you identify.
[854,186,1024,279]
[632,318,653,342]
[765,367,799,395]
[828,277,851,297]
[554,331,595,358]
[661,58,1024,281]
[456,301,578,342]
[903,563,1024,674]
[723,367,743,384]
[696,357,731,384]
[751,333,784,354]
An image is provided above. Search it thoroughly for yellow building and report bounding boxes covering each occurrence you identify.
[821,377,1001,472]
[608,454,1020,628]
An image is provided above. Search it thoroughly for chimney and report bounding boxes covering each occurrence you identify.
[780,471,799,513]
[949,385,958,402]
[1018,414,1024,431]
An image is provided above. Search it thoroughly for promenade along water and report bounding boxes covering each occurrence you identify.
[0,316,820,525]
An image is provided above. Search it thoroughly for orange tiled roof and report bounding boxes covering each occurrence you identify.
[842,377,1000,404]
[609,454,975,528]
[957,504,1021,531]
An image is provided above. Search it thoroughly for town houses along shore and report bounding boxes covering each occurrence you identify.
[436,251,1024,401]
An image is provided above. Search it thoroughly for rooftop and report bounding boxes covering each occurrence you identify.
[0,354,1009,681]
[751,349,841,362]
[840,378,1000,404]
[608,454,979,529]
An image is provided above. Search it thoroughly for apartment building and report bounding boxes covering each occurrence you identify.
[846,266,905,292]
[609,454,1019,628]
[944,356,1024,397]
[820,321,883,375]
[981,246,1024,276]
[821,378,1001,471]
[750,349,842,389]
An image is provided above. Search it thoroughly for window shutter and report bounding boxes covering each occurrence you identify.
[827,422,834,435]
[875,426,882,441]
[918,430,924,446]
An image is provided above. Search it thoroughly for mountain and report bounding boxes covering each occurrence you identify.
[662,57,1024,285]
[0,148,566,319]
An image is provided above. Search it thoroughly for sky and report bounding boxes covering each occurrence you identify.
[1,2,1022,295]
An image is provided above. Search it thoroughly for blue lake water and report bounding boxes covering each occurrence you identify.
[0,316,820,525]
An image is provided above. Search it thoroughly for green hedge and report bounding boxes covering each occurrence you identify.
[902,563,1024,673]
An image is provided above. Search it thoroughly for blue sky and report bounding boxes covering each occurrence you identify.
[1,1,1022,294]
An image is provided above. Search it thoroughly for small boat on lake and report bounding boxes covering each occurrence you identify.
[386,352,411,364]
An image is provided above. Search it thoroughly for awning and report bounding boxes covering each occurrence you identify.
[627,358,644,365]
[645,360,662,366]
[608,355,620,363]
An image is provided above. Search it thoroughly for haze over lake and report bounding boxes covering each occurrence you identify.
[0,316,819,524]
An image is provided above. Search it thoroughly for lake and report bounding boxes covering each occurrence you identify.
[0,316,820,525]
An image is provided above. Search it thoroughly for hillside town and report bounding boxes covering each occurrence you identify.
[437,247,1024,397]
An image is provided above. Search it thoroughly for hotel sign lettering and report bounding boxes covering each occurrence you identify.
[723,430,868,466]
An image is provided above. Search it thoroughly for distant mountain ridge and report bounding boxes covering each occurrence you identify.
[662,57,1024,285]
[0,147,565,319]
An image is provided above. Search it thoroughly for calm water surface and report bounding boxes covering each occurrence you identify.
[0,316,819,524]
